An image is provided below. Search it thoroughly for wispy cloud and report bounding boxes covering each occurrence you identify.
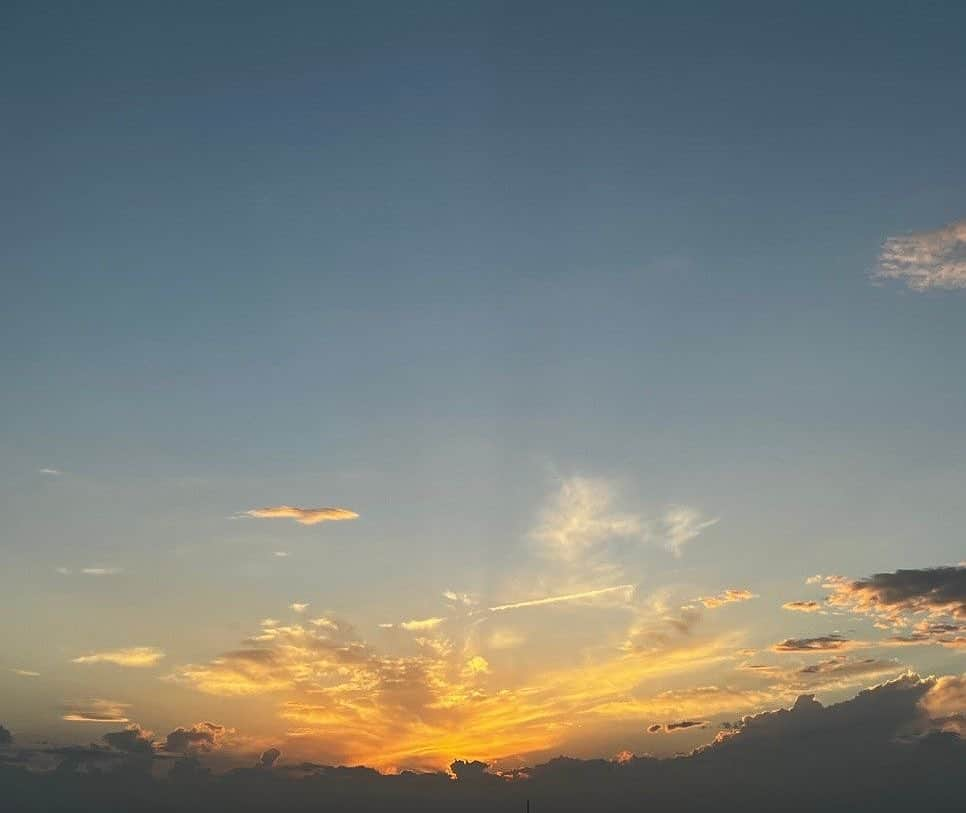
[10,668,40,677]
[489,584,635,612]
[81,567,122,576]
[245,506,359,526]
[873,218,966,290]
[39,467,62,476]
[647,719,709,734]
[289,602,309,614]
[695,588,757,609]
[661,506,718,557]
[72,647,165,667]
[273,551,290,558]
[62,699,131,723]
[399,617,446,632]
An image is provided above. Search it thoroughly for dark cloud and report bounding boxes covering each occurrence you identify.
[102,726,155,755]
[0,725,11,746]
[647,720,709,734]
[162,722,226,754]
[258,748,281,768]
[826,566,966,623]
[772,634,854,652]
[1,676,963,812]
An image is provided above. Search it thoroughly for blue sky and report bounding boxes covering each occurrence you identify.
[2,1,964,771]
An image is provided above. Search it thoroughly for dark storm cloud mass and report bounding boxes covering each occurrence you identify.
[2,676,962,812]
[0,725,12,745]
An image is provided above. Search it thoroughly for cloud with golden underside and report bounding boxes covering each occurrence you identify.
[695,588,757,609]
[72,647,165,667]
[246,506,359,526]
[62,699,132,723]
[166,611,748,771]
[782,600,824,613]
[822,566,965,648]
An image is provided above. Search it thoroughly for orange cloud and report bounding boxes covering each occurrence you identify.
[246,506,359,526]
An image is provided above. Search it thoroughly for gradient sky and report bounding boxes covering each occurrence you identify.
[2,1,965,773]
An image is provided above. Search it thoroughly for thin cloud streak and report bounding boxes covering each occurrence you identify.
[489,584,635,612]
[72,647,165,667]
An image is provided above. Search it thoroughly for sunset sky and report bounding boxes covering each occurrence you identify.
[2,2,965,776]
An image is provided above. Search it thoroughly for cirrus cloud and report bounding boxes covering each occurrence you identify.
[72,647,165,668]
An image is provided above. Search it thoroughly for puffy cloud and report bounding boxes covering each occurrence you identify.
[259,747,282,768]
[647,719,709,734]
[695,588,756,609]
[62,700,131,723]
[782,600,823,613]
[443,590,476,607]
[290,602,309,613]
[874,218,966,291]
[162,722,227,754]
[72,647,164,667]
[771,634,858,653]
[824,566,965,623]
[245,506,359,526]
[102,725,155,754]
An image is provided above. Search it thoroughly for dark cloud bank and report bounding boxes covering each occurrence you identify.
[1,676,963,812]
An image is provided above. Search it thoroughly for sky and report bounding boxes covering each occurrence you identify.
[1,0,965,780]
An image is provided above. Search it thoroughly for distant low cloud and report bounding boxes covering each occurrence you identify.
[0,725,11,745]
[289,602,309,614]
[259,747,282,768]
[10,669,40,677]
[782,600,823,613]
[39,468,62,476]
[245,506,359,526]
[273,551,290,557]
[80,567,122,576]
[162,722,227,754]
[62,700,131,723]
[874,218,966,290]
[771,634,857,653]
[695,588,756,609]
[103,725,155,755]
[72,647,165,667]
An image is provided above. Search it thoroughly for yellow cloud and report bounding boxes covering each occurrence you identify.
[696,588,757,609]
[72,647,165,667]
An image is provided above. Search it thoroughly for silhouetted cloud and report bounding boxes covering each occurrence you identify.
[647,719,709,733]
[162,722,227,754]
[874,219,966,290]
[245,506,359,526]
[258,748,281,768]
[72,647,164,667]
[0,725,11,745]
[102,725,155,755]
